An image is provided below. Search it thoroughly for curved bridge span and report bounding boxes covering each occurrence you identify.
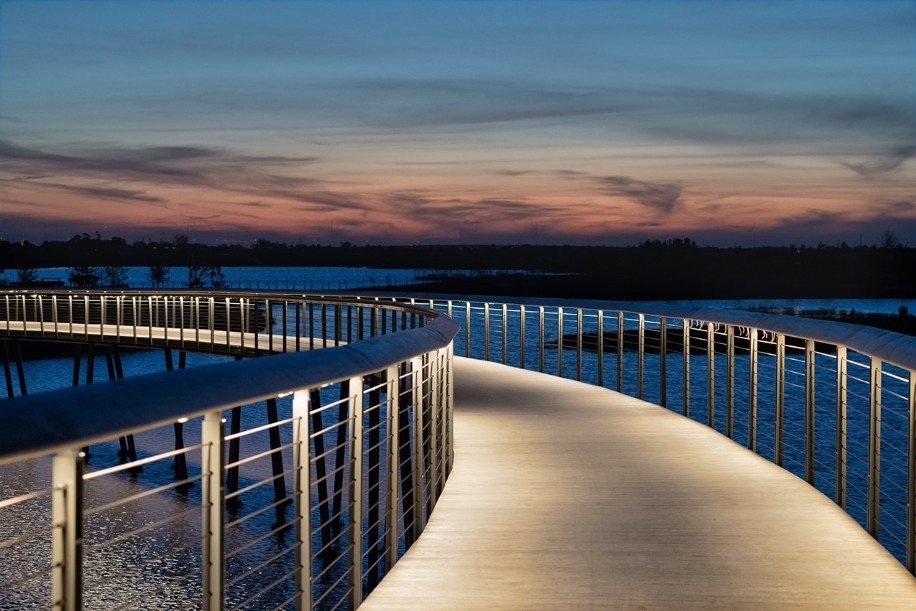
[1,289,915,609]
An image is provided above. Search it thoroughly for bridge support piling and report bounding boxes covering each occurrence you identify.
[165,349,189,485]
[310,388,333,552]
[265,398,289,526]
[2,340,14,398]
[12,339,27,397]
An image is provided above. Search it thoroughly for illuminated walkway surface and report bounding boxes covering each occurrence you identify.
[363,357,916,610]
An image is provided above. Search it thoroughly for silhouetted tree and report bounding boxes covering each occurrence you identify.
[17,268,39,284]
[68,266,99,287]
[185,265,207,288]
[207,266,228,289]
[880,230,899,249]
[185,265,227,288]
[100,265,128,286]
[147,265,170,288]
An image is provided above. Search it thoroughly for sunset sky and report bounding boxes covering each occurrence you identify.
[1,0,914,246]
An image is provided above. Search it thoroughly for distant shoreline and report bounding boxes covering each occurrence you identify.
[373,269,916,301]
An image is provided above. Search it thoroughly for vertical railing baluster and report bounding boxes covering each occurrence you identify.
[38,295,45,335]
[52,448,83,611]
[775,334,786,467]
[726,325,735,439]
[295,302,302,352]
[411,357,425,541]
[309,303,315,350]
[557,307,564,377]
[429,351,441,504]
[292,389,313,610]
[465,302,471,358]
[867,358,882,539]
[749,328,758,453]
[178,296,185,346]
[335,304,342,346]
[836,346,847,509]
[576,309,583,382]
[98,295,105,339]
[707,322,715,428]
[501,303,507,365]
[438,349,449,491]
[385,364,401,573]
[282,300,289,352]
[484,303,490,362]
[805,339,816,485]
[538,306,545,373]
[682,319,690,417]
[906,369,915,575]
[637,313,644,398]
[519,305,526,369]
[321,304,328,345]
[617,312,624,392]
[597,311,604,387]
[200,409,225,610]
[659,317,667,408]
[348,375,364,609]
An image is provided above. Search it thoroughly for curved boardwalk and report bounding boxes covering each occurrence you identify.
[363,357,916,609]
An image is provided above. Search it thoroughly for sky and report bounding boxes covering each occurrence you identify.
[1,0,914,247]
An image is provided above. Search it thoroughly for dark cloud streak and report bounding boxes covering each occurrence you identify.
[602,176,683,214]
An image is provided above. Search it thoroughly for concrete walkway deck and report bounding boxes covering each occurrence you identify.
[363,357,916,609]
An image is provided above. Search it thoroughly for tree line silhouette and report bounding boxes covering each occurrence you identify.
[1,233,914,299]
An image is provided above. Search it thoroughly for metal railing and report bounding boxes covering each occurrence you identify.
[360,294,915,575]
[0,290,458,609]
[2,289,915,606]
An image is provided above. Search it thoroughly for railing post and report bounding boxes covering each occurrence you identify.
[682,319,690,417]
[292,390,313,610]
[201,409,225,610]
[748,328,758,453]
[538,306,545,373]
[617,312,624,392]
[775,334,785,467]
[446,344,455,474]
[385,364,401,572]
[597,310,604,387]
[557,307,564,377]
[726,325,735,439]
[483,303,490,361]
[501,303,508,365]
[429,351,441,503]
[805,339,816,485]
[465,302,471,358]
[907,370,915,575]
[867,358,882,539]
[519,305,526,369]
[348,375,364,609]
[636,313,644,398]
[659,317,667,408]
[410,356,425,541]
[576,308,583,382]
[52,448,83,611]
[707,322,715,428]
[836,346,847,509]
